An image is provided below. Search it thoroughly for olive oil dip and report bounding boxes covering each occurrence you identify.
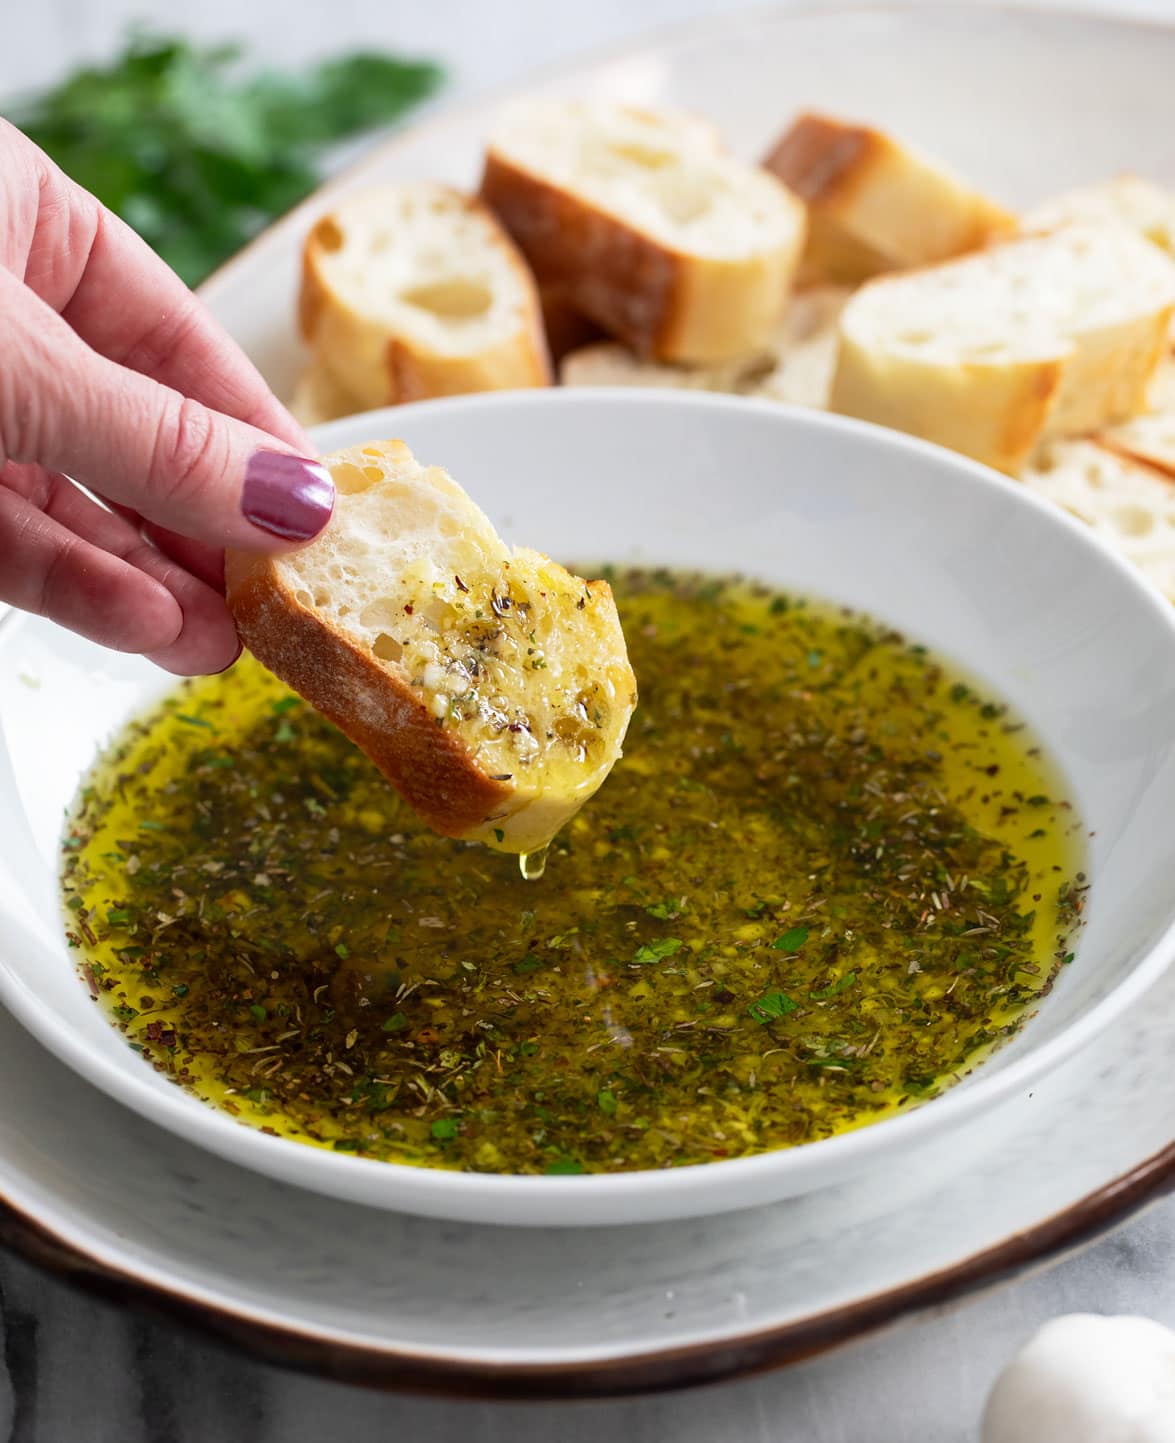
[62,571,1086,1176]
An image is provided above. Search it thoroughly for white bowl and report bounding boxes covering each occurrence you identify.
[3,391,1175,1227]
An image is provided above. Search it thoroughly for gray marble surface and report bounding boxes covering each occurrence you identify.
[6,0,1175,1438]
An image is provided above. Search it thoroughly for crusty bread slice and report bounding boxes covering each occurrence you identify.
[480,100,806,363]
[1022,176,1175,260]
[1099,410,1175,479]
[830,225,1175,472]
[1020,439,1175,600]
[288,360,364,428]
[537,284,607,363]
[1098,358,1175,477]
[299,184,552,411]
[560,285,849,408]
[559,341,774,394]
[764,112,1015,286]
[226,440,637,855]
[755,286,851,408]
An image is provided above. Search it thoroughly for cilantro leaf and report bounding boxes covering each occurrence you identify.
[808,971,858,1001]
[748,990,798,1023]
[633,937,683,965]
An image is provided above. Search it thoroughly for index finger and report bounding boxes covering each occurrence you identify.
[6,120,309,450]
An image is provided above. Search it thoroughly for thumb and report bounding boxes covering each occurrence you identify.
[0,268,334,551]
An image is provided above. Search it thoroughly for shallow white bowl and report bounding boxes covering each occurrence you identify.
[3,391,1175,1226]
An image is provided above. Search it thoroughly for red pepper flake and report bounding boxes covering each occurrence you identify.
[146,1020,163,1041]
[83,964,100,998]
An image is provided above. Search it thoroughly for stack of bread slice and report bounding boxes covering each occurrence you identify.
[286,101,1175,601]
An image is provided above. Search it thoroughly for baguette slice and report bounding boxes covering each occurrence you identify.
[538,284,607,363]
[830,225,1175,473]
[481,101,806,363]
[560,286,850,409]
[559,340,774,394]
[1098,360,1175,477]
[764,112,1015,285]
[1022,175,1175,260]
[226,440,637,855]
[1020,439,1175,600]
[755,286,851,408]
[288,360,364,428]
[299,184,552,411]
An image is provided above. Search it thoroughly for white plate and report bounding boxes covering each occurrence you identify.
[6,392,1175,1226]
[4,0,1175,1388]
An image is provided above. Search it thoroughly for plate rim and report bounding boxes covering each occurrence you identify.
[3,0,1175,1396]
[1,1132,1172,1399]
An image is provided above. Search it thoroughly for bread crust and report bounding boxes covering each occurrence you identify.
[226,552,515,840]
[480,150,803,363]
[830,336,1063,475]
[766,112,1015,284]
[300,190,552,409]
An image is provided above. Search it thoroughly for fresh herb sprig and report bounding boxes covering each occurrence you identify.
[12,34,443,285]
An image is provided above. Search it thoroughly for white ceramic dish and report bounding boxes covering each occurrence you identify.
[4,390,1175,1226]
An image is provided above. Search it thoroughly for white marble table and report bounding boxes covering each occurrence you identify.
[5,0,1175,1437]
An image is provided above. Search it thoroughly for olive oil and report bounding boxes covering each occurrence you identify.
[519,846,549,881]
[61,571,1086,1175]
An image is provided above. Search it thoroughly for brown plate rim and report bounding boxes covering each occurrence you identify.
[1,1139,1173,1399]
[4,0,1175,1401]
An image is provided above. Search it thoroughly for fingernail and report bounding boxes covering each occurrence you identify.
[242,451,334,541]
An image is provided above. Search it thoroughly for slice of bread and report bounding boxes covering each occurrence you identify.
[755,285,851,408]
[226,440,637,855]
[537,284,607,363]
[288,360,364,428]
[764,112,1015,286]
[299,184,552,412]
[1022,176,1175,260]
[830,225,1175,472]
[1099,410,1175,479]
[559,285,850,408]
[559,341,774,394]
[480,101,807,363]
[1020,439,1175,600]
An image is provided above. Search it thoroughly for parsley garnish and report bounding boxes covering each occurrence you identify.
[809,971,858,1000]
[15,35,443,285]
[748,990,798,1023]
[633,937,683,964]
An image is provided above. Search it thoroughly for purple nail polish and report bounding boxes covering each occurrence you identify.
[242,451,334,541]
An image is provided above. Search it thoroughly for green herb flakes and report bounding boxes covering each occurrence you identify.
[62,571,1084,1176]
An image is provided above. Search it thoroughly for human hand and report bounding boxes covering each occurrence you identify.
[0,119,334,675]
